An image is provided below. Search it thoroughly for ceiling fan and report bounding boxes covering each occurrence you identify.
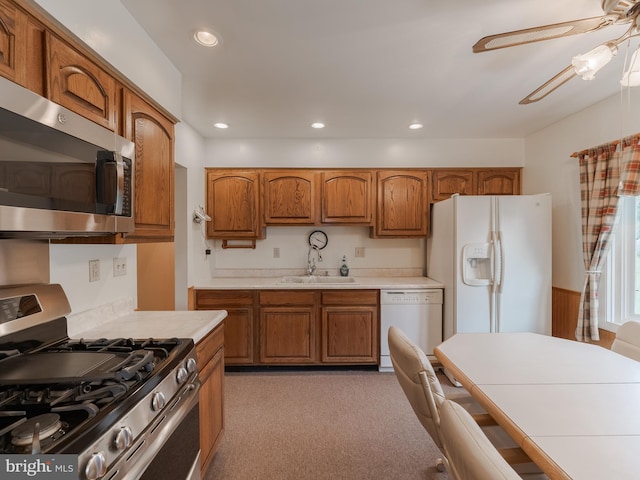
[473,0,640,104]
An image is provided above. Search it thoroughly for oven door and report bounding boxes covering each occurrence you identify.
[139,395,201,480]
[105,379,201,480]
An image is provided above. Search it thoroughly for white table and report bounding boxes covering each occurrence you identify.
[434,332,640,480]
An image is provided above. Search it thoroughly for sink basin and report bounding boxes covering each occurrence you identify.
[279,275,357,284]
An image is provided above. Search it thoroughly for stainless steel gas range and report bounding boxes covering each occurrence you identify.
[0,284,201,480]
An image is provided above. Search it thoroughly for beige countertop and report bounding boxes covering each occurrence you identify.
[194,276,444,290]
[70,310,227,344]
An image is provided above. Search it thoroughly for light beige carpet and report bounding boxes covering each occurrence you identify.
[204,369,452,480]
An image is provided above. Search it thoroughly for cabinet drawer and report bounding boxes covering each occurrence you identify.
[259,290,316,306]
[196,290,254,308]
[196,323,224,366]
[321,290,378,306]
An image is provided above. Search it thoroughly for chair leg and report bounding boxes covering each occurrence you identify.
[436,458,446,472]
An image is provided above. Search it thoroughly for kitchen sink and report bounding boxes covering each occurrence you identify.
[279,275,358,284]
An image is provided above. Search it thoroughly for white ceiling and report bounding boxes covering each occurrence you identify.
[120,0,636,140]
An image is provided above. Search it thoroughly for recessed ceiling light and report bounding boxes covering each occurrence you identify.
[214,122,229,129]
[311,122,325,129]
[409,123,424,130]
[194,30,220,47]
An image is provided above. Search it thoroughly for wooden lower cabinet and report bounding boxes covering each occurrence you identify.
[259,290,316,364]
[196,323,224,476]
[194,290,255,365]
[194,288,380,366]
[260,306,316,363]
[321,290,378,364]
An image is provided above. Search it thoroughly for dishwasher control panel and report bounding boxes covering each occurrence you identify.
[380,289,443,305]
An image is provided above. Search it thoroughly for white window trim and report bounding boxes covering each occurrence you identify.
[600,196,640,332]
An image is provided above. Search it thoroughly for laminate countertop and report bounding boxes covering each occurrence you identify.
[194,276,444,290]
[69,310,228,344]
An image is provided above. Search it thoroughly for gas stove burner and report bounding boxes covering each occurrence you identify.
[11,413,62,446]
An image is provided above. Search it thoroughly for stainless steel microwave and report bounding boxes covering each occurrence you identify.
[0,76,135,238]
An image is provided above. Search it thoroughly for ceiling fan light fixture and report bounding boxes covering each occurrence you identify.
[571,43,617,80]
[621,46,640,87]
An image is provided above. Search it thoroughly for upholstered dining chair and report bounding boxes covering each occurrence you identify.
[611,321,640,362]
[388,326,537,474]
[440,399,527,480]
[388,325,449,471]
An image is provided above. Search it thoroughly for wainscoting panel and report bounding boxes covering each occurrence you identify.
[552,286,614,349]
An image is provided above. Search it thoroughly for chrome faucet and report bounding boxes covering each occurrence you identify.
[307,245,322,275]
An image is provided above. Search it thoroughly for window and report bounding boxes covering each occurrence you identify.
[600,196,640,331]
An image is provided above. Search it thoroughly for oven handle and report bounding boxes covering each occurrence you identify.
[104,377,201,480]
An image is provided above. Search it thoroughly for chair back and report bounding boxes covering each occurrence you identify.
[612,321,640,362]
[388,325,446,448]
[439,399,521,480]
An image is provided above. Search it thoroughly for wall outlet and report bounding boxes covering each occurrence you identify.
[113,257,127,277]
[355,247,365,258]
[273,247,280,258]
[89,259,100,282]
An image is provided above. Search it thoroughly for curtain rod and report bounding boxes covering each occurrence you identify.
[571,134,640,158]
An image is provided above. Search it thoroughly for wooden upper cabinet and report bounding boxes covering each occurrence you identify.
[263,170,317,225]
[476,169,521,195]
[321,171,372,224]
[432,169,474,202]
[122,90,175,241]
[45,33,118,131]
[206,170,263,239]
[0,0,24,84]
[374,170,430,238]
[432,168,522,201]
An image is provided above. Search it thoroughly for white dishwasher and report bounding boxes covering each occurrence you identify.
[379,289,443,372]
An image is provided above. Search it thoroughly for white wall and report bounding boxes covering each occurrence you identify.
[49,244,137,314]
[205,138,524,168]
[174,122,212,296]
[524,90,640,291]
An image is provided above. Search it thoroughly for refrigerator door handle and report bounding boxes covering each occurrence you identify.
[491,232,503,292]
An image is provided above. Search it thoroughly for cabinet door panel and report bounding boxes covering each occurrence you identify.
[223,308,254,364]
[46,33,118,131]
[476,169,521,195]
[321,306,378,363]
[0,0,25,84]
[321,171,372,224]
[123,91,175,240]
[206,170,262,239]
[260,307,315,363]
[197,324,224,476]
[375,170,429,237]
[263,170,316,224]
[432,170,474,202]
[195,290,255,365]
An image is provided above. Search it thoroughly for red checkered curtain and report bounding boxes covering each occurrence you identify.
[576,136,640,341]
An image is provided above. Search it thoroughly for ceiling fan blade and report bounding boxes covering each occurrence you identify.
[473,16,615,53]
[519,65,577,104]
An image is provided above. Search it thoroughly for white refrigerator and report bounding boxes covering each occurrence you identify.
[427,194,552,341]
